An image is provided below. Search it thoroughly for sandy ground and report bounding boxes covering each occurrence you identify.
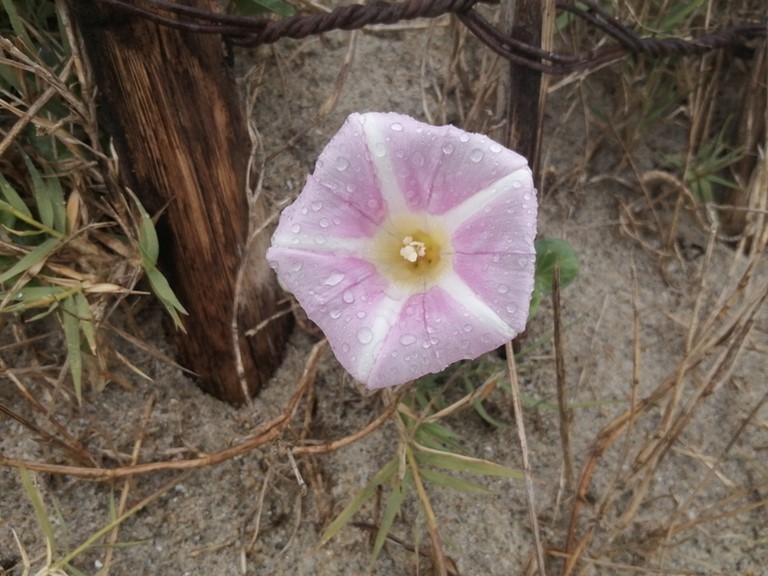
[2,15,767,576]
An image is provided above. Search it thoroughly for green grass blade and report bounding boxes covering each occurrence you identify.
[0,172,32,218]
[74,291,96,354]
[414,447,522,479]
[319,458,398,547]
[23,155,56,230]
[419,467,493,494]
[61,296,83,402]
[371,469,411,564]
[0,236,59,284]
[1,0,33,49]
[18,467,57,553]
[146,267,187,330]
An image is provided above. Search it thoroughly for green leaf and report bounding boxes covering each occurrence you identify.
[534,237,580,296]
[19,467,57,552]
[0,173,32,218]
[146,267,187,330]
[1,0,33,49]
[0,236,59,284]
[414,447,522,479]
[371,469,411,564]
[75,291,96,354]
[419,467,493,495]
[319,458,398,547]
[230,0,294,17]
[61,296,83,402]
[0,285,71,313]
[23,155,56,230]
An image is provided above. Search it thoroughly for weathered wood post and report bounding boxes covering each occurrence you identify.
[68,0,291,404]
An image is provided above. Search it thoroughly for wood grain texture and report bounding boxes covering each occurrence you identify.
[69,0,291,404]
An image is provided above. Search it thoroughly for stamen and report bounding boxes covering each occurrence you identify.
[400,236,427,262]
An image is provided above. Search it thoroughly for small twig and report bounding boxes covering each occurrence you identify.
[505,342,547,576]
[552,264,574,495]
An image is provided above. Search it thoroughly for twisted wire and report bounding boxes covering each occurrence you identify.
[96,0,766,74]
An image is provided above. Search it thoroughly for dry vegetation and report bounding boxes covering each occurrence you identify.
[1,0,766,575]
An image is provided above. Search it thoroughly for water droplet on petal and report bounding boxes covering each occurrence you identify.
[330,309,341,319]
[390,122,404,132]
[459,133,470,143]
[311,200,323,211]
[341,343,350,352]
[291,261,303,272]
[512,180,522,188]
[399,334,417,346]
[412,151,425,167]
[523,192,532,200]
[342,291,355,303]
[490,142,503,153]
[498,284,510,294]
[470,149,484,163]
[373,143,387,157]
[356,311,366,319]
[324,272,345,286]
[335,157,349,171]
[314,235,326,244]
[357,328,373,344]
[442,143,454,154]
[505,304,516,314]
[463,324,473,332]
[290,223,301,233]
[319,217,329,228]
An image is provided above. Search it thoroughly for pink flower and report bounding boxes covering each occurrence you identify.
[267,112,537,389]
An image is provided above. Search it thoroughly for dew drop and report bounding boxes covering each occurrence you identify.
[342,291,355,303]
[356,311,366,319]
[498,284,510,294]
[442,143,454,154]
[523,192,532,200]
[367,198,380,210]
[390,122,404,132]
[399,334,417,346]
[490,142,503,153]
[357,328,373,344]
[335,157,349,171]
[470,149,484,163]
[324,272,345,286]
[411,151,425,167]
[311,200,323,211]
[460,339,470,349]
[459,133,470,143]
[505,304,517,314]
[330,309,341,319]
[319,217,329,228]
[290,223,301,233]
[314,235,326,245]
[341,343,350,353]
[373,143,387,157]
[463,324,473,333]
[291,261,303,272]
[512,180,522,188]
[332,217,342,225]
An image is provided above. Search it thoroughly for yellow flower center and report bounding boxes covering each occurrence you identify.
[369,214,452,292]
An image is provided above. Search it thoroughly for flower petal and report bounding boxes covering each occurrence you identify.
[359,112,530,215]
[366,283,515,389]
[311,114,388,224]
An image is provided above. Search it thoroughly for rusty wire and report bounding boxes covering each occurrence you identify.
[98,0,765,74]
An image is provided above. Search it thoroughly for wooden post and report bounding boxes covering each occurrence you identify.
[499,0,555,175]
[68,0,291,404]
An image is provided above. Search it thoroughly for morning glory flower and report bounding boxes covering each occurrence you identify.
[267,112,537,389]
